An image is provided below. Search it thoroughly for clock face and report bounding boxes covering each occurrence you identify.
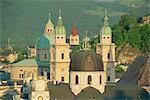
[38,96,43,100]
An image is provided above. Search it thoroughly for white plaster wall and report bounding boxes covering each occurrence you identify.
[70,71,106,95]
[70,35,79,45]
[55,34,66,44]
[32,91,50,100]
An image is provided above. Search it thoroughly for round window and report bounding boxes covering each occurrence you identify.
[38,96,43,100]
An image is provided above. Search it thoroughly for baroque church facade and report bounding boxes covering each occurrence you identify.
[11,9,116,99]
[35,9,115,95]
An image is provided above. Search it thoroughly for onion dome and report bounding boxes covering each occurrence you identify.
[100,9,112,35]
[44,13,54,35]
[46,13,54,27]
[70,50,104,71]
[71,25,78,36]
[35,34,50,49]
[55,9,66,34]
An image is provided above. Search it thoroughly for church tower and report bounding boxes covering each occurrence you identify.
[44,13,55,45]
[69,24,79,46]
[52,9,70,83]
[96,10,116,84]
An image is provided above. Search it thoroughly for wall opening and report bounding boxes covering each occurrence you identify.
[88,75,92,85]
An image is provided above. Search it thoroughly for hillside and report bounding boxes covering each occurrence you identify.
[0,0,149,50]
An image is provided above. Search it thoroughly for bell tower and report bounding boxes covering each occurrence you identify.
[96,9,116,84]
[70,24,79,46]
[51,9,70,83]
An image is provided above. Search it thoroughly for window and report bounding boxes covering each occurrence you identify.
[108,53,110,59]
[61,53,64,59]
[88,75,92,85]
[37,54,40,59]
[22,74,24,78]
[100,75,102,84]
[44,54,47,59]
[61,77,64,82]
[19,74,21,78]
[75,75,79,84]
[107,76,110,81]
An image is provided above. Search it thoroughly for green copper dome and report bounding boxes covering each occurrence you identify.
[55,9,66,34]
[101,26,112,35]
[55,25,66,34]
[35,34,50,49]
[100,9,112,35]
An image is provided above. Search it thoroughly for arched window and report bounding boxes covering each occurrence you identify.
[61,77,64,82]
[61,53,64,59]
[108,53,110,59]
[100,75,102,84]
[107,76,110,81]
[88,75,92,85]
[44,54,47,59]
[75,75,79,84]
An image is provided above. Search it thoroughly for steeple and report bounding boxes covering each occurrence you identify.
[103,9,109,26]
[58,9,63,25]
[44,13,54,35]
[46,13,53,26]
[71,23,78,36]
[82,30,91,49]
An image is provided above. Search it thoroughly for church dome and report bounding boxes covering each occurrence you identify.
[35,34,50,49]
[101,25,112,35]
[70,50,104,71]
[55,25,66,34]
[55,9,66,34]
[100,9,112,35]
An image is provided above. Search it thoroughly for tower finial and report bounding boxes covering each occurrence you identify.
[105,9,108,17]
[48,13,51,20]
[103,9,109,26]
[85,30,88,37]
[58,9,62,19]
[58,9,63,25]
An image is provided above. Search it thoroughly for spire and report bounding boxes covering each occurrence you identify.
[46,13,53,26]
[71,22,78,36]
[58,9,63,25]
[103,9,109,26]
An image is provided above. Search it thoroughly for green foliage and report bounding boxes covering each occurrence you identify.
[115,65,125,73]
[70,45,81,58]
[139,24,150,53]
[112,14,149,53]
[15,51,27,62]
